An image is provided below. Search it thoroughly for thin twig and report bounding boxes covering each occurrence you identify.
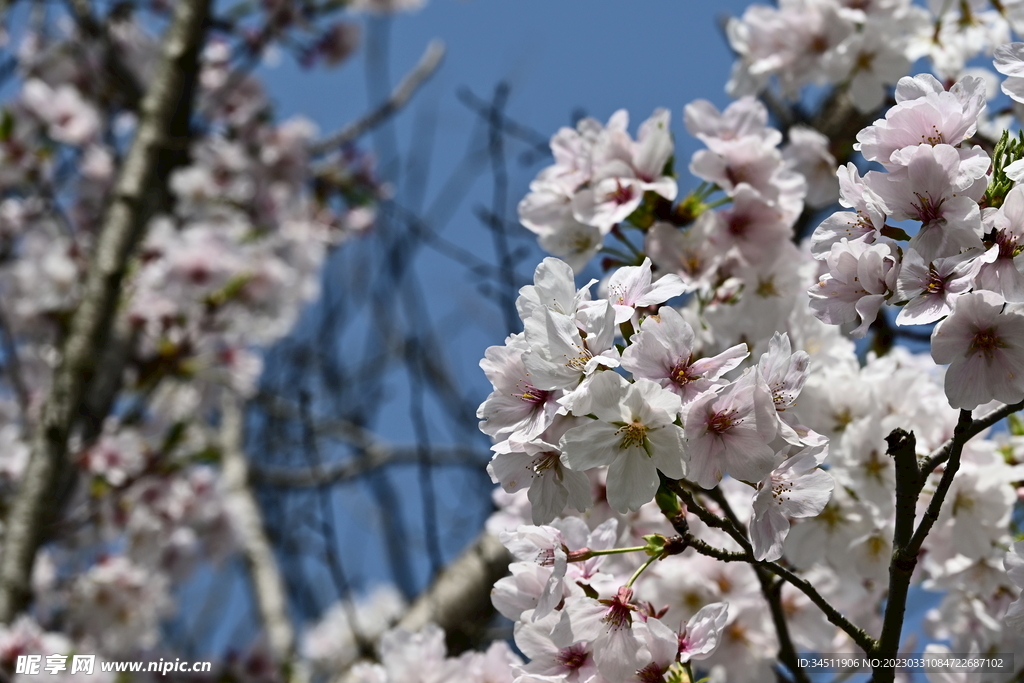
[297,391,374,662]
[251,445,478,487]
[668,481,876,654]
[919,401,1023,479]
[309,40,445,155]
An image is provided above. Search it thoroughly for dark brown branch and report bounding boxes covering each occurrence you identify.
[667,481,876,654]
[0,301,30,419]
[397,531,510,638]
[0,0,211,622]
[872,411,972,683]
[64,0,145,109]
[693,485,808,682]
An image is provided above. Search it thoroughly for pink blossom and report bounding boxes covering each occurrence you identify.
[865,144,986,262]
[894,248,987,325]
[750,445,834,562]
[977,185,1024,303]
[855,74,987,167]
[677,601,730,663]
[683,369,778,488]
[554,588,651,683]
[620,306,748,406]
[559,372,686,513]
[808,239,900,337]
[994,42,1024,104]
[810,162,886,258]
[931,290,1024,410]
[604,257,687,324]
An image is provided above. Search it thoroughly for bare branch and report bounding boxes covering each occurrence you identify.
[668,481,877,654]
[0,0,211,622]
[310,40,446,156]
[398,531,509,637]
[873,411,972,682]
[221,391,307,683]
[251,445,479,487]
[63,0,145,108]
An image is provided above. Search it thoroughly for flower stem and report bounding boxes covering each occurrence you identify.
[625,553,658,588]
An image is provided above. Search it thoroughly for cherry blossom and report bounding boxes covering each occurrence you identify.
[620,306,748,406]
[683,369,778,488]
[894,248,987,326]
[750,445,834,561]
[559,372,686,512]
[603,257,687,324]
[931,290,1024,410]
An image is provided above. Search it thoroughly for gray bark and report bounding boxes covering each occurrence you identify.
[0,0,211,622]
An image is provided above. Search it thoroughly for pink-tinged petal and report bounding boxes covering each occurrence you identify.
[1005,598,1024,633]
[1006,540,1024,586]
[595,622,650,682]
[582,371,630,422]
[633,273,687,307]
[942,356,1005,411]
[562,468,593,515]
[689,343,749,379]
[751,488,789,561]
[895,292,950,326]
[560,422,623,471]
[640,617,679,669]
[680,602,729,661]
[851,293,885,338]
[995,43,1024,77]
[643,176,678,201]
[647,424,688,480]
[781,469,835,518]
[721,428,776,485]
[606,450,659,513]
[529,470,570,525]
[556,598,607,645]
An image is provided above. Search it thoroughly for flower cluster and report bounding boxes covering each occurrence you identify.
[807,63,1024,412]
[0,0,390,671]
[727,0,1024,109]
[477,44,1024,682]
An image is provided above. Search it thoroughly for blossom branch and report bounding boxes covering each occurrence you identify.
[677,516,877,655]
[0,0,211,622]
[64,0,145,108]
[666,481,876,655]
[687,485,813,683]
[309,40,446,155]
